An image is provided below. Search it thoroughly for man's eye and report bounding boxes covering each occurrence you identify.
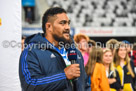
[60,22,65,24]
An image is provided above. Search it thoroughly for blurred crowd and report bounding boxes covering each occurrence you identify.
[74,33,136,91]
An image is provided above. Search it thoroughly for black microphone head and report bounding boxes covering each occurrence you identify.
[67,47,77,61]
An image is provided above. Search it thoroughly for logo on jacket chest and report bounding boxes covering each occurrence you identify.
[50,53,56,58]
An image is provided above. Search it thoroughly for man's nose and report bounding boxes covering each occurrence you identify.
[65,24,70,30]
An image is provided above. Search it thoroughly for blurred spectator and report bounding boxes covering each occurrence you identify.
[102,48,122,91]
[113,42,136,91]
[22,0,35,24]
[85,47,110,91]
[122,40,133,58]
[106,39,119,56]
[133,43,136,68]
[74,33,89,66]
[26,7,33,24]
[21,36,26,51]
[133,43,136,89]
[88,39,96,53]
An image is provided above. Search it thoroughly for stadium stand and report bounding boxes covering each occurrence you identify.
[47,0,136,27]
[22,0,136,43]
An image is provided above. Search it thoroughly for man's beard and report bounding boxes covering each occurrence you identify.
[52,33,73,49]
[53,33,72,43]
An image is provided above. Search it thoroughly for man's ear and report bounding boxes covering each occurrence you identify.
[46,22,52,32]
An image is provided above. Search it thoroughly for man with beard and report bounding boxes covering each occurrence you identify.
[19,7,90,91]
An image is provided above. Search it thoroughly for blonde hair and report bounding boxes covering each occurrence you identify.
[103,48,116,77]
[114,42,135,78]
[85,47,103,76]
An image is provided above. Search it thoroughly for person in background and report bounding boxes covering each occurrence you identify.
[133,43,136,89]
[21,36,26,51]
[85,47,110,91]
[133,43,136,68]
[19,7,90,91]
[102,48,122,91]
[26,7,33,24]
[88,39,96,53]
[74,33,89,66]
[22,0,35,24]
[122,40,133,59]
[113,42,136,91]
[106,39,119,56]
[84,39,96,67]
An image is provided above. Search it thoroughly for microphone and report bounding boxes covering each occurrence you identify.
[67,47,78,91]
[67,47,77,64]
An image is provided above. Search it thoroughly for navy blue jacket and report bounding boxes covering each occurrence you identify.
[19,33,90,91]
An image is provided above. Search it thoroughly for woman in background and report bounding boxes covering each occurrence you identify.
[88,39,96,53]
[74,33,89,66]
[103,48,122,91]
[85,47,110,91]
[106,38,119,56]
[114,42,136,91]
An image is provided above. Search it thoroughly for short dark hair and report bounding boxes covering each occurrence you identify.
[42,7,67,33]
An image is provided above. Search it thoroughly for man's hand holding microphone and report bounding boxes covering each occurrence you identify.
[64,47,80,80]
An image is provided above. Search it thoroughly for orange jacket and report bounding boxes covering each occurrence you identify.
[91,63,110,91]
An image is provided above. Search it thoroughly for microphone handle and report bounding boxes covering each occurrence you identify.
[71,60,78,81]
[71,60,76,64]
[70,60,78,91]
